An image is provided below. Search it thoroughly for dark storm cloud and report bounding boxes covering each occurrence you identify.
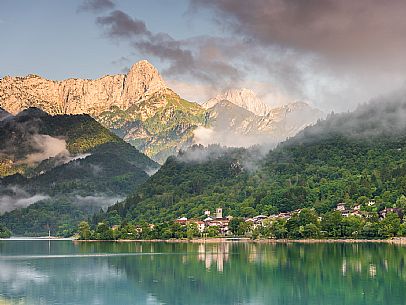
[191,0,406,67]
[78,0,115,12]
[95,9,241,86]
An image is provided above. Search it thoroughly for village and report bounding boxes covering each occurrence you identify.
[174,200,403,236]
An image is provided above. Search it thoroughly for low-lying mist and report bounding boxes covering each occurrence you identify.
[0,186,49,214]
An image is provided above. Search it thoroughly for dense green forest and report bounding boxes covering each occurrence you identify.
[0,108,159,236]
[93,97,406,239]
[0,222,11,238]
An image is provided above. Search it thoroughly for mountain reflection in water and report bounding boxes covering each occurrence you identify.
[1,240,406,305]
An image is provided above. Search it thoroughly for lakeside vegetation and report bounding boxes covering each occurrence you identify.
[0,223,11,238]
[77,207,406,241]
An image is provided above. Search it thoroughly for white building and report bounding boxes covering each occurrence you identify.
[336,203,346,211]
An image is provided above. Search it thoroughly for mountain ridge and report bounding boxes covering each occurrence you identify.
[0,60,167,116]
[0,61,323,162]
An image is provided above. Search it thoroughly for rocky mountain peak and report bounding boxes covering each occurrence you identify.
[203,88,270,116]
[0,60,170,116]
[123,60,167,106]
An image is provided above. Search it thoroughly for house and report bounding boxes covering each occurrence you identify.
[353,204,361,211]
[194,221,205,233]
[336,203,352,217]
[175,218,206,233]
[341,210,350,217]
[350,210,363,217]
[379,208,403,219]
[336,203,346,211]
[367,200,376,207]
[253,215,268,222]
[205,218,230,234]
[176,217,188,225]
[277,212,293,220]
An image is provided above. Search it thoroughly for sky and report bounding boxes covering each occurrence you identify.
[1,0,406,112]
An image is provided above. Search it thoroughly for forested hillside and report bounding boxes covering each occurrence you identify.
[0,108,159,236]
[105,95,406,228]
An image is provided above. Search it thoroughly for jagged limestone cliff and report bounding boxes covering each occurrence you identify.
[0,60,167,116]
[0,60,323,163]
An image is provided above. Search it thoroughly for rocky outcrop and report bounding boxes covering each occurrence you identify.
[0,60,167,116]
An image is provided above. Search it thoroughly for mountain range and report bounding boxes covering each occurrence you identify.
[0,60,323,163]
[0,60,325,235]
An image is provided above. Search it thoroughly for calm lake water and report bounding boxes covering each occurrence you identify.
[1,240,406,305]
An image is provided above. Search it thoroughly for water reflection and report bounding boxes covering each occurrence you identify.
[1,241,406,304]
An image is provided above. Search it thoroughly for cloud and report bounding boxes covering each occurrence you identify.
[78,0,115,13]
[293,87,406,142]
[93,9,242,88]
[84,1,406,112]
[193,126,277,149]
[96,10,150,38]
[61,153,92,165]
[145,167,159,176]
[177,144,228,163]
[166,80,219,103]
[189,0,406,111]
[0,186,49,214]
[74,194,124,210]
[21,135,69,165]
[176,144,266,173]
[191,0,406,67]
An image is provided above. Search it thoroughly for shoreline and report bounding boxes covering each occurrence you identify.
[72,237,406,244]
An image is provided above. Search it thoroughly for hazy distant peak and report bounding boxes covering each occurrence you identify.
[203,88,270,116]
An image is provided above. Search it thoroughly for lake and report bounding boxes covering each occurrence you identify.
[1,240,406,305]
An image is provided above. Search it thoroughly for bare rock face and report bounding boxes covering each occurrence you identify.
[0,60,167,116]
[203,88,270,116]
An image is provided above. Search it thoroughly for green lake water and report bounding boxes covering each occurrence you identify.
[1,240,406,305]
